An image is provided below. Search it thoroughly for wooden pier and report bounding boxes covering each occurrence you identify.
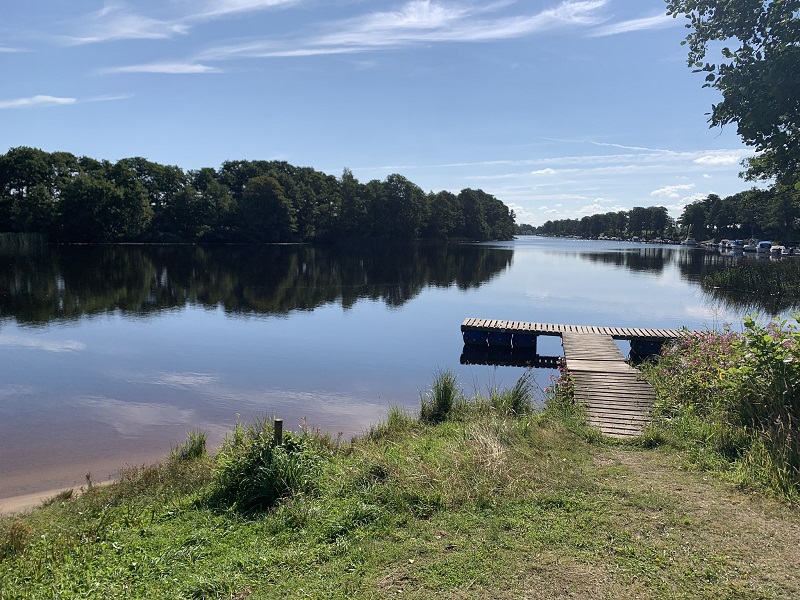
[461,318,685,438]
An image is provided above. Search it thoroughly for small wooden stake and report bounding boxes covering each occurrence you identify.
[273,418,283,446]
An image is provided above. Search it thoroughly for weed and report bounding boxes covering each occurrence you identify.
[0,519,32,559]
[171,430,207,462]
[419,369,462,424]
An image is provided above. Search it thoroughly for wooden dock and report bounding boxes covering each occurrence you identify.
[460,318,684,341]
[461,318,684,438]
[560,332,656,438]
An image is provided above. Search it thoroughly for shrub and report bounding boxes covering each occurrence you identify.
[208,419,324,513]
[644,318,800,499]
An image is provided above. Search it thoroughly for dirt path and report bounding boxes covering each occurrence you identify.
[590,448,800,598]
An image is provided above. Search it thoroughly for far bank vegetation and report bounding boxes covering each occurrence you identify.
[0,147,516,244]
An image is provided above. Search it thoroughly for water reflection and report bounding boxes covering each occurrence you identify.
[568,244,799,312]
[0,243,514,324]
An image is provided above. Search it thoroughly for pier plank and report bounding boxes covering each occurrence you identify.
[561,331,656,439]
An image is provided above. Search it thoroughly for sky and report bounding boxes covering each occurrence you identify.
[1,0,759,226]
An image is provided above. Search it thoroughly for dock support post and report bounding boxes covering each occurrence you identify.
[273,418,283,446]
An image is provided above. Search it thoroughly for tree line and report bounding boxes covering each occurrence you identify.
[528,206,674,240]
[524,184,799,243]
[0,147,516,243]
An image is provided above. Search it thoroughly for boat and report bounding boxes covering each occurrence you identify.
[681,238,698,246]
[731,240,744,252]
[757,240,772,253]
[719,239,732,250]
[743,239,758,252]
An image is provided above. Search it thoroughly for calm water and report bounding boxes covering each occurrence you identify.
[0,237,785,498]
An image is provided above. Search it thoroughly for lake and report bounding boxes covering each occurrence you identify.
[0,237,785,500]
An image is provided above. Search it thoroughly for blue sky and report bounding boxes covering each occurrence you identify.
[2,0,756,226]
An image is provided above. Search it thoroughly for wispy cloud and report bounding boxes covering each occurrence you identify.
[0,95,76,109]
[0,46,25,53]
[0,335,86,352]
[64,2,189,45]
[191,0,301,20]
[0,94,131,109]
[201,0,609,60]
[531,168,558,176]
[101,62,221,74]
[590,13,674,37]
[62,0,303,45]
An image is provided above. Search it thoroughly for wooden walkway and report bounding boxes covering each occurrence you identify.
[560,332,656,438]
[460,318,683,340]
[460,318,681,438]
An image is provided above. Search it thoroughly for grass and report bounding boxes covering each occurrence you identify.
[2,367,800,598]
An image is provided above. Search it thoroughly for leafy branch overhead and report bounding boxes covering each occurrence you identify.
[666,0,800,185]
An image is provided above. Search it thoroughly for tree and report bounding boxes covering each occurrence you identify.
[457,189,491,240]
[238,175,296,242]
[678,199,709,239]
[424,190,462,239]
[666,0,800,184]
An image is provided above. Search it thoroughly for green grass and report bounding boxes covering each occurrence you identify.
[2,369,800,598]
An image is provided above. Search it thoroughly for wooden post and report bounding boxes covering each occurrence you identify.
[273,418,283,446]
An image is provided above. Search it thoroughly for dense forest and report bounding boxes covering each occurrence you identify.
[0,147,516,243]
[524,185,800,243]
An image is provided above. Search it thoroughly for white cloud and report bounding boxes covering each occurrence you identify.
[0,94,130,109]
[65,2,189,45]
[101,62,220,74]
[590,13,674,37]
[0,46,25,53]
[0,95,76,109]
[193,0,300,20]
[531,168,558,176]
[0,335,86,352]
[650,183,695,198]
[201,0,609,60]
[693,153,742,166]
[577,202,606,214]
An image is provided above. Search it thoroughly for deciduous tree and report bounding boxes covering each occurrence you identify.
[667,0,800,184]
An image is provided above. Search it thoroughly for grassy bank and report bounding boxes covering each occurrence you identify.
[1,356,800,598]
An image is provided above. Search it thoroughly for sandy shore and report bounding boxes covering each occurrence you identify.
[0,450,170,516]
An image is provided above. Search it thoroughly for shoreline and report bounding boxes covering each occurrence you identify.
[0,450,171,515]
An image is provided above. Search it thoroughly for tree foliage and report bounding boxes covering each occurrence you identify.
[531,185,800,242]
[666,0,800,184]
[533,205,675,240]
[0,147,516,243]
